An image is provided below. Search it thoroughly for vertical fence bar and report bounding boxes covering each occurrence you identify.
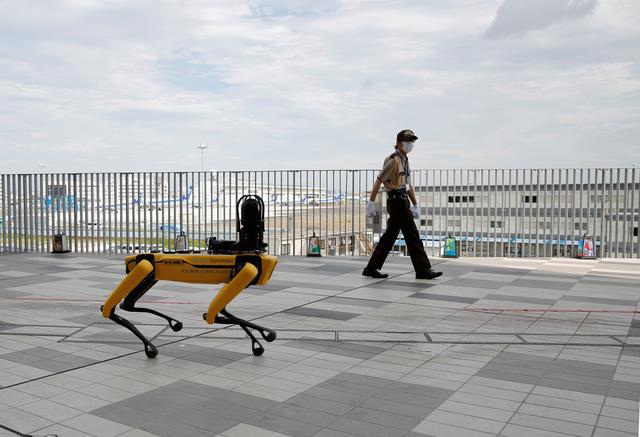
[526,170,531,258]
[104,173,109,252]
[443,170,448,256]
[1,175,5,252]
[492,169,497,257]
[27,174,34,252]
[507,169,512,257]
[44,173,50,253]
[578,169,584,256]
[614,168,620,257]
[569,169,575,257]
[596,168,601,257]
[464,169,468,256]
[9,174,14,251]
[535,170,540,257]
[19,175,25,251]
[471,170,476,257]
[631,167,637,258]
[38,173,44,252]
[553,169,559,257]
[25,174,32,252]
[481,169,486,256]
[622,168,628,257]
[35,174,41,252]
[586,168,592,256]
[545,169,549,257]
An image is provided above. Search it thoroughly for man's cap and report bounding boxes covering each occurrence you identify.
[397,129,418,142]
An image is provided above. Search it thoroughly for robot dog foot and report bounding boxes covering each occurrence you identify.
[204,308,277,356]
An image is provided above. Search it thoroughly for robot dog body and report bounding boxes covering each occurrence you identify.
[101,195,278,358]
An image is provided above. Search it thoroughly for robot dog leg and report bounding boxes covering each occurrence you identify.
[119,262,183,333]
[101,260,162,358]
[202,262,276,356]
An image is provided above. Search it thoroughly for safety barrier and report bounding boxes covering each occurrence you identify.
[1,169,638,258]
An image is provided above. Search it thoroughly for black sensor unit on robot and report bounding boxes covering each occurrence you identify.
[207,195,268,254]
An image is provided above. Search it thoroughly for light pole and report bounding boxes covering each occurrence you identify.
[197,143,208,171]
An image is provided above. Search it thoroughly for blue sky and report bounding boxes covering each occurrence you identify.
[0,0,638,172]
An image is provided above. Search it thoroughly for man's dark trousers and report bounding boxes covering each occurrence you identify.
[365,197,431,272]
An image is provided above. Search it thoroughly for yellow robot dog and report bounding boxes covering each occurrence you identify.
[101,195,277,358]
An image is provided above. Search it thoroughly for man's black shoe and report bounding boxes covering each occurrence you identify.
[416,269,443,280]
[362,268,388,279]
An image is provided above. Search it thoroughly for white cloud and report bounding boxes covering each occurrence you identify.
[0,0,638,173]
[485,0,598,38]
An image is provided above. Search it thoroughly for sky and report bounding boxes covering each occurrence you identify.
[0,0,638,173]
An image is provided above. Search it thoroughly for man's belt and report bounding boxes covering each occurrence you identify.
[387,188,407,200]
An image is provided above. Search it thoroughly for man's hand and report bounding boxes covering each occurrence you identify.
[366,201,377,218]
[410,204,420,219]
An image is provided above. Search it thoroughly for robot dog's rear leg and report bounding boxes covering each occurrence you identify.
[101,260,160,358]
[120,275,183,332]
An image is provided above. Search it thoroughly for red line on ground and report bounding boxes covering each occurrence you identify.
[464,308,640,313]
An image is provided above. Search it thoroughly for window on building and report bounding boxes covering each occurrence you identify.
[574,222,588,231]
[523,195,538,203]
[448,195,474,203]
[490,220,503,228]
[634,227,638,237]
[447,219,461,228]
[281,243,290,255]
[420,219,433,227]
[539,221,552,230]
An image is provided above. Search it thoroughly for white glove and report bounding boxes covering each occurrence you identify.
[366,200,377,218]
[410,204,420,219]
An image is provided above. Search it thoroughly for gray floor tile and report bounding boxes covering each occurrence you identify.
[510,279,575,290]
[561,295,638,306]
[441,277,507,289]
[475,267,531,276]
[285,393,355,416]
[327,416,407,437]
[284,307,359,321]
[484,294,557,306]
[368,280,438,290]
[343,407,422,431]
[323,297,389,308]
[268,402,339,427]
[247,411,322,437]
[141,414,233,437]
[409,292,477,304]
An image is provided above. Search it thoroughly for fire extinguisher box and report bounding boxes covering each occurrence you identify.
[576,234,596,259]
[52,233,70,253]
[307,233,321,257]
[442,234,459,258]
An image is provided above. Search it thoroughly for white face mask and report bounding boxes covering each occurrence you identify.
[401,141,414,153]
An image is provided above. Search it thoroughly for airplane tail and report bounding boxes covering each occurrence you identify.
[181,186,193,201]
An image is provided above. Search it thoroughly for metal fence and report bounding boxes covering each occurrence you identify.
[1,169,638,258]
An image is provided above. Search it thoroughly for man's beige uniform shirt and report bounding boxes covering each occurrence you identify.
[376,151,411,191]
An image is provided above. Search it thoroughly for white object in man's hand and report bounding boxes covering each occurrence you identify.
[366,201,377,217]
[410,204,420,219]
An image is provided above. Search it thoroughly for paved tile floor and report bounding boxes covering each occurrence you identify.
[0,253,638,437]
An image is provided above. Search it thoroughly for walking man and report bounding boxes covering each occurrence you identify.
[363,129,442,280]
